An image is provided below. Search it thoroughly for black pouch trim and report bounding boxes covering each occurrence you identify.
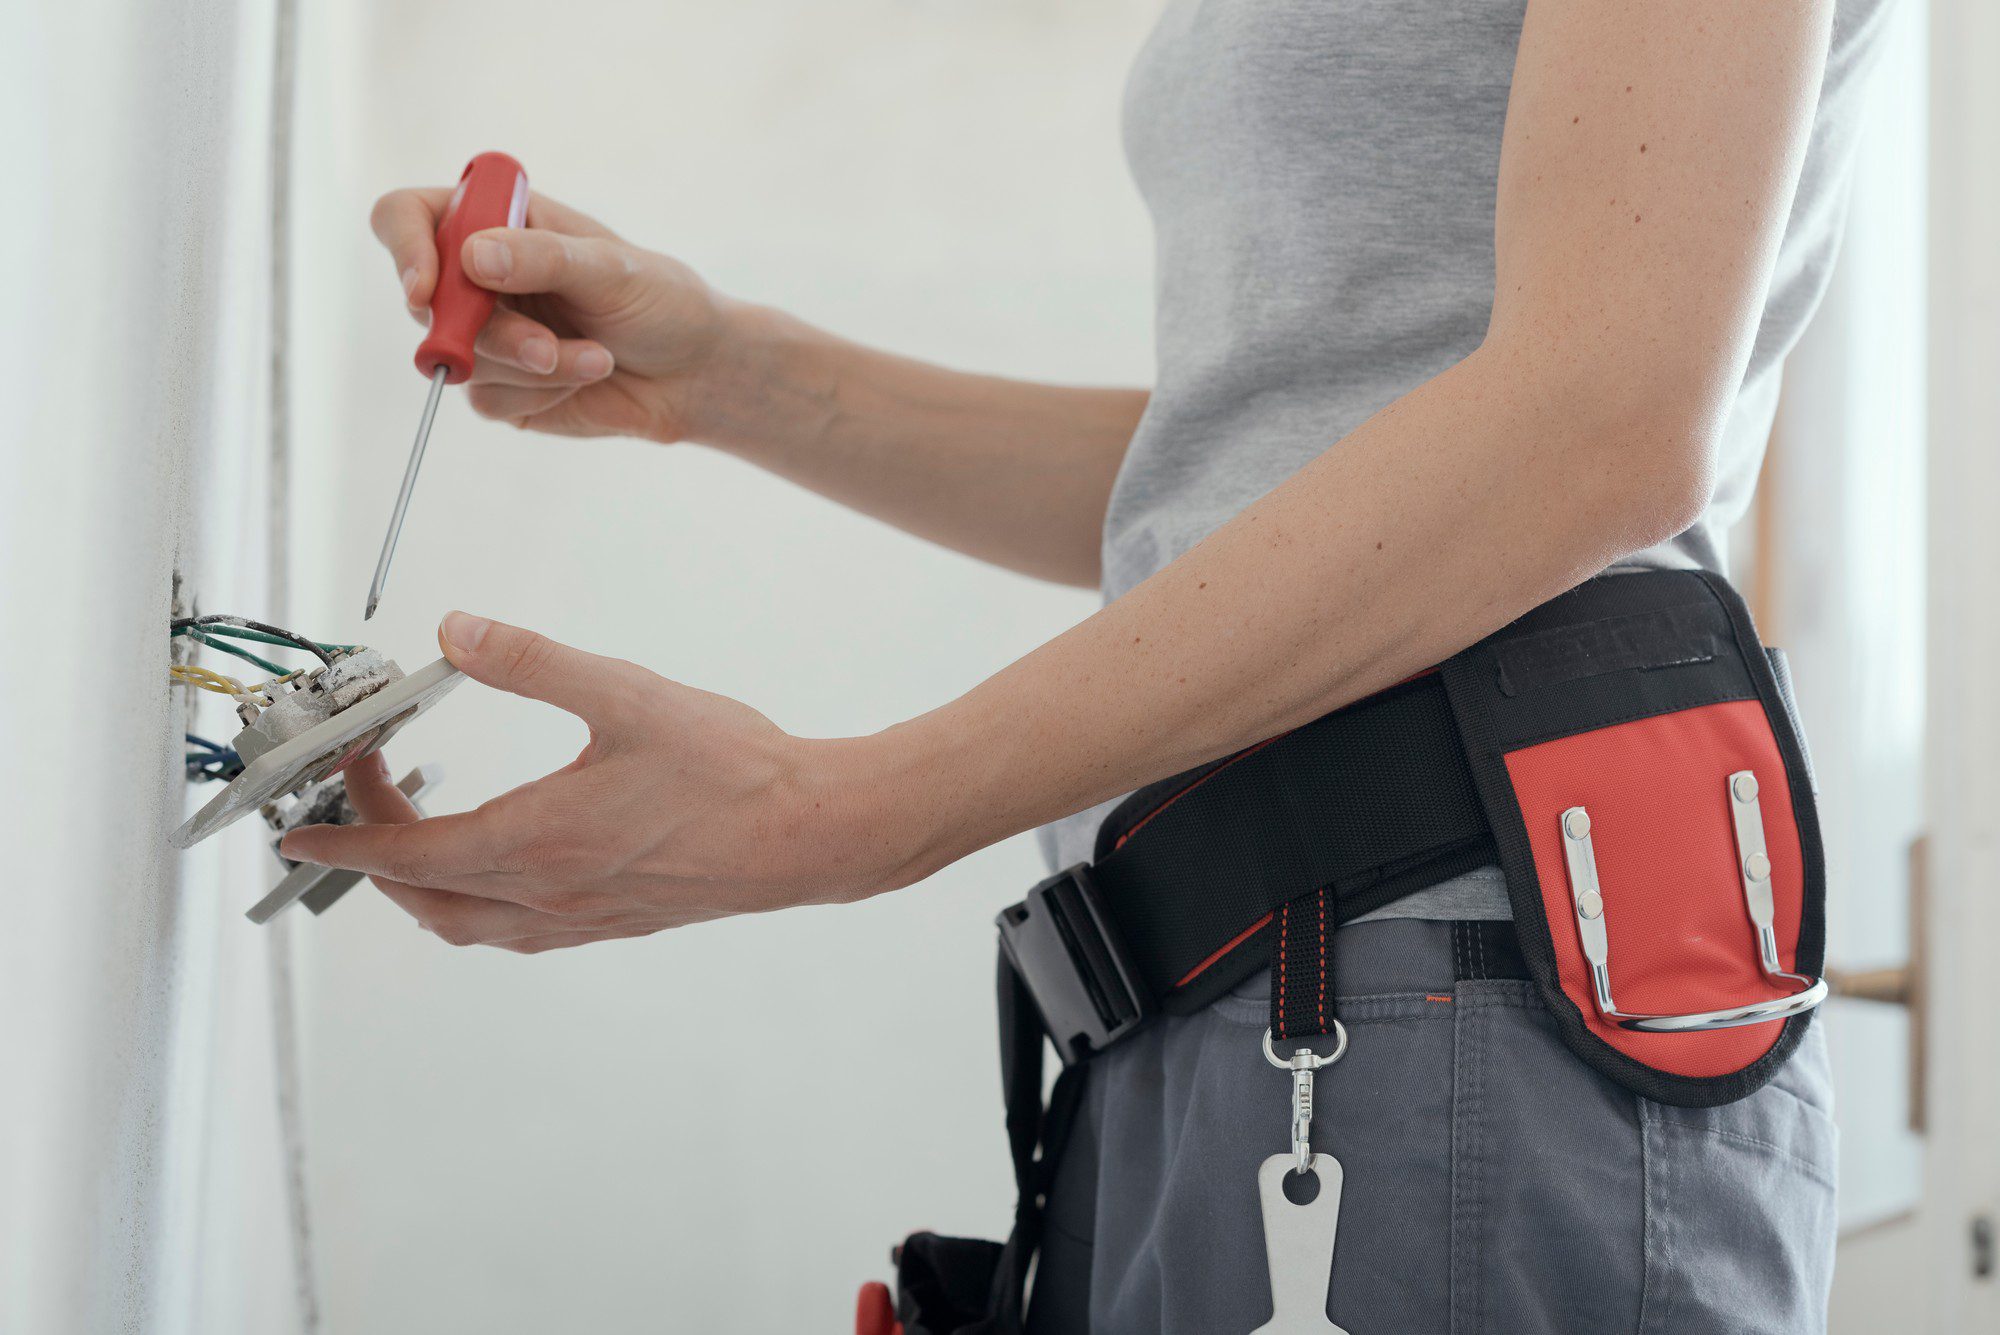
[1440,569,1826,1108]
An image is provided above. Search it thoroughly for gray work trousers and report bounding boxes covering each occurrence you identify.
[1027,919,1839,1334]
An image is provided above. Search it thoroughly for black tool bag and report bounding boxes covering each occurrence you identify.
[867,569,1827,1333]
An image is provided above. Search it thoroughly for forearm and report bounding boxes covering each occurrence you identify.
[873,338,1709,874]
[692,303,1147,586]
[851,0,1831,879]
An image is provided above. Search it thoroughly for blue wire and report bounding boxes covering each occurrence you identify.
[183,733,243,782]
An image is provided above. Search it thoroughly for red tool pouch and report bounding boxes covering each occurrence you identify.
[1440,570,1826,1105]
[906,569,1828,1333]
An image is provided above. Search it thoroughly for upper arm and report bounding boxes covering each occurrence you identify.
[1487,0,1835,424]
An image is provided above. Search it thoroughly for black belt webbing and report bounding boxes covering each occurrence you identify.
[1089,672,1494,1028]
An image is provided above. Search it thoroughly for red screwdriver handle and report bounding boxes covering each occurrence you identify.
[415,152,529,383]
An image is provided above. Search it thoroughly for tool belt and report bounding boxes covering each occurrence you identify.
[862,569,1827,1335]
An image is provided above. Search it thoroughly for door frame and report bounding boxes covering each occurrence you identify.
[1914,0,2000,1321]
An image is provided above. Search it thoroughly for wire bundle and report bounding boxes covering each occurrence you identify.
[167,614,359,718]
[170,616,351,674]
[168,662,300,707]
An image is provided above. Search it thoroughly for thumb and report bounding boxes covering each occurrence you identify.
[438,612,634,725]
[461,228,640,310]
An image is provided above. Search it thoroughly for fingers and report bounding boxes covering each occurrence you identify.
[435,613,650,727]
[374,186,614,311]
[370,187,453,313]
[342,750,419,823]
[465,382,577,427]
[475,306,562,375]
[471,309,615,386]
[279,807,510,891]
[461,228,645,310]
[315,754,580,941]
[316,749,666,949]
[397,888,581,948]
[493,923,661,954]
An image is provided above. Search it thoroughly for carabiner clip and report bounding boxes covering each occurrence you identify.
[1263,1021,1348,1176]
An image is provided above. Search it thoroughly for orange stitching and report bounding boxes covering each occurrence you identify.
[1278,901,1289,1037]
[1317,889,1327,1033]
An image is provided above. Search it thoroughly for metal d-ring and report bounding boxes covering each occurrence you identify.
[1263,1021,1349,1071]
[1264,1020,1349,1175]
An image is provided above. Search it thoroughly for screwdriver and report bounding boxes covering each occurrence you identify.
[365,151,530,620]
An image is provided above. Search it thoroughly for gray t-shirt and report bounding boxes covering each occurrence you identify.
[1037,0,1891,923]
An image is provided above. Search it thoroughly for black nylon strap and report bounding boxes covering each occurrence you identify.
[1270,886,1335,1041]
[978,958,1086,1334]
[1092,675,1492,1011]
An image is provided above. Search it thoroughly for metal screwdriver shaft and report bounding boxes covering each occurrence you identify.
[359,151,530,621]
[364,365,449,620]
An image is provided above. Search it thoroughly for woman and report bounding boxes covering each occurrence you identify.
[296,0,1888,1328]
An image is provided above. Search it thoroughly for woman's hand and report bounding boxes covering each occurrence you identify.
[371,183,1144,587]
[279,613,950,953]
[371,187,736,443]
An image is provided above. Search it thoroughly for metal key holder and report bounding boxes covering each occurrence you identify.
[1559,770,1827,1032]
[1251,1021,1353,1335]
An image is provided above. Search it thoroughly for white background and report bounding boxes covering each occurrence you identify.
[288,3,1158,1330]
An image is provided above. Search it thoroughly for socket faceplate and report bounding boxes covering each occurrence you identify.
[173,657,463,848]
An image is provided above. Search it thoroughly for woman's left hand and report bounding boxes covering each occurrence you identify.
[279,612,944,953]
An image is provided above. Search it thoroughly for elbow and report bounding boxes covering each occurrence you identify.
[1601,400,1719,551]
[1508,346,1728,557]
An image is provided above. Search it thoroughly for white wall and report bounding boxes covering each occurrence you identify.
[0,3,310,1331]
[289,3,1158,1330]
[1764,0,1928,1232]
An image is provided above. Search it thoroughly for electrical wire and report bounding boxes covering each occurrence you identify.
[184,732,244,783]
[170,614,338,667]
[183,627,291,677]
[168,614,352,786]
[180,623,357,655]
[169,662,301,706]
[170,663,261,702]
[171,663,251,696]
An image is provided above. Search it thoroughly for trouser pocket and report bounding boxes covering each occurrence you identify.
[1451,982,1647,1335]
[1451,986,1839,1335]
[1636,1025,1840,1335]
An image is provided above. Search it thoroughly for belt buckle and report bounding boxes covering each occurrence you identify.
[997,864,1155,1065]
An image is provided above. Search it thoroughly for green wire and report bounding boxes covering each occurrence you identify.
[207,624,357,653]
[183,628,291,677]
[171,624,355,655]
[167,620,360,689]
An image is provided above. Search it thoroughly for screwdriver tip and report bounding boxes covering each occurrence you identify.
[363,595,379,621]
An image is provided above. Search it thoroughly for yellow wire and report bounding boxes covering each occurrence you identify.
[169,663,302,706]
[171,664,249,696]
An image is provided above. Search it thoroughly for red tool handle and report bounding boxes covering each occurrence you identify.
[414,152,529,383]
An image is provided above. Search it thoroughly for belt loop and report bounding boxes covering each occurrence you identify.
[1269,884,1337,1042]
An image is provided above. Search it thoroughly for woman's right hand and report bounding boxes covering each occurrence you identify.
[371,187,736,443]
